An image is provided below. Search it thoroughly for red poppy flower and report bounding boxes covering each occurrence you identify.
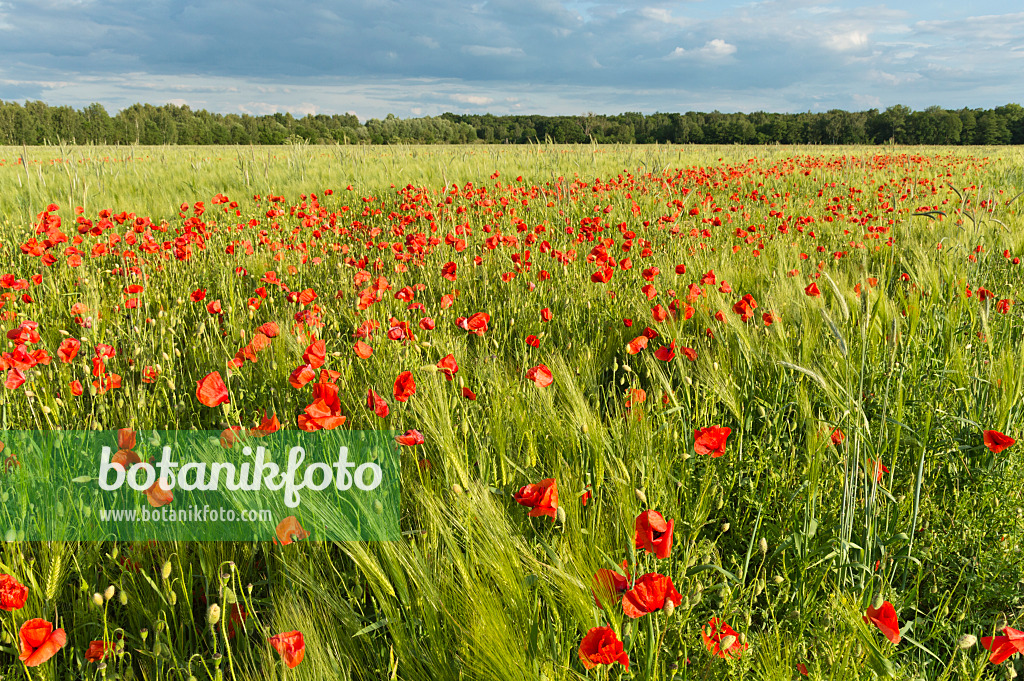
[145,478,174,508]
[5,368,25,390]
[393,371,416,402]
[257,322,280,338]
[302,340,326,369]
[353,340,373,359]
[983,430,1015,454]
[981,626,1024,665]
[694,426,731,457]
[437,354,458,380]
[85,640,114,662]
[366,389,390,418]
[634,510,674,559]
[526,364,553,387]
[458,312,490,336]
[190,289,206,302]
[622,573,682,618]
[702,617,748,659]
[541,307,552,321]
[275,516,309,545]
[805,282,821,297]
[797,663,809,676]
[396,429,424,446]
[206,300,223,315]
[117,428,136,451]
[591,561,630,608]
[681,347,697,362]
[864,601,901,645]
[626,336,649,355]
[0,573,28,611]
[250,412,280,437]
[514,478,558,519]
[196,371,230,407]
[19,618,66,667]
[654,341,676,361]
[578,627,629,672]
[866,458,889,482]
[57,338,80,363]
[289,364,316,389]
[269,630,305,668]
[525,334,540,348]
[461,386,477,400]
[70,379,83,396]
[297,372,348,431]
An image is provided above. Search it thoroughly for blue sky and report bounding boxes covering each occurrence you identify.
[0,0,1021,120]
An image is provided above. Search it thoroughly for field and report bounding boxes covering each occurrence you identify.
[0,143,1022,680]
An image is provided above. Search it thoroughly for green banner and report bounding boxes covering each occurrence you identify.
[0,430,400,542]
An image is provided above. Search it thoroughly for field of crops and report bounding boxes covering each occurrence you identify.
[0,143,1022,680]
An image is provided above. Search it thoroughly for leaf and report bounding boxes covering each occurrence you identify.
[353,617,390,638]
[686,563,739,584]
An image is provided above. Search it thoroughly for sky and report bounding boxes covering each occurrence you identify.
[0,0,1022,121]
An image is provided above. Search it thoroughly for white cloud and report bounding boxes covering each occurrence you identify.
[702,38,737,57]
[450,93,494,105]
[825,30,869,51]
[639,7,687,28]
[462,45,525,57]
[666,40,736,60]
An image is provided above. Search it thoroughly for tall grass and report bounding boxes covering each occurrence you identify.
[0,144,1021,679]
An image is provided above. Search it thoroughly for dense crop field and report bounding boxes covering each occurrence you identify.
[0,143,1022,680]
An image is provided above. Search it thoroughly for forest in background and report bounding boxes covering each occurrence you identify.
[1,100,1023,146]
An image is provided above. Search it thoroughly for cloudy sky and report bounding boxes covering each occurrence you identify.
[1,0,1022,120]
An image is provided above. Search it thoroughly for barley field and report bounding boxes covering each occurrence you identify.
[0,143,1022,680]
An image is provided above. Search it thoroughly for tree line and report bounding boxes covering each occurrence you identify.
[1,100,1022,146]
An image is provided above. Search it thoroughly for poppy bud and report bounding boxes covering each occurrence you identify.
[720,522,730,533]
[120,591,128,605]
[663,599,675,617]
[773,575,785,584]
[162,561,172,580]
[556,506,566,525]
[758,537,768,554]
[957,634,977,649]
[871,592,884,610]
[635,489,647,504]
[169,591,177,606]
[719,635,737,650]
[93,592,104,606]
[208,604,221,626]
[153,642,163,657]
[452,484,464,496]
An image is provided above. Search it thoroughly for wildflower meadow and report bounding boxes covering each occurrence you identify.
[0,142,1021,680]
